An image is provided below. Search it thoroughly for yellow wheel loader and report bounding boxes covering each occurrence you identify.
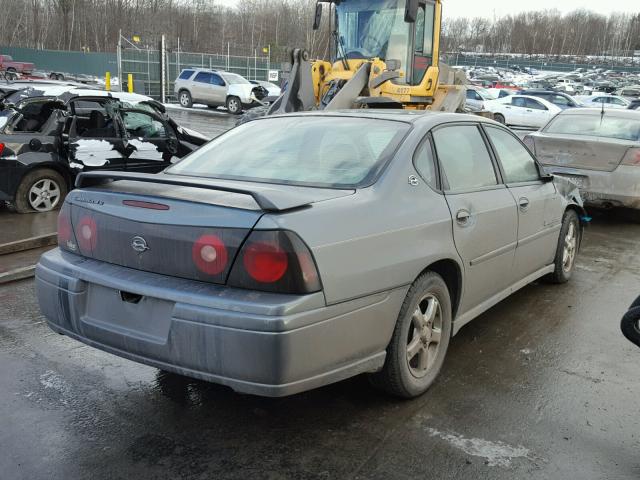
[245,0,466,122]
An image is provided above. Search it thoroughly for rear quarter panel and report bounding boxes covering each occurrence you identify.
[255,136,461,306]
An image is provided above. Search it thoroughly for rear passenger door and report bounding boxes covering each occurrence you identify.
[432,124,519,314]
[483,126,560,280]
[66,98,127,171]
[191,72,214,104]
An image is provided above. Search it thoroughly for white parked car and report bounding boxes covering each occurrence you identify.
[485,95,562,128]
[174,68,268,114]
[575,94,631,110]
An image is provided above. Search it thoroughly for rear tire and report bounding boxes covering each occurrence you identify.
[226,96,242,115]
[14,169,67,214]
[494,113,506,124]
[178,90,193,108]
[546,209,580,284]
[369,272,452,398]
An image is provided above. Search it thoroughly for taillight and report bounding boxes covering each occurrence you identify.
[243,241,288,283]
[227,230,321,294]
[57,202,78,252]
[0,143,4,156]
[76,215,98,252]
[192,234,228,275]
[621,148,640,167]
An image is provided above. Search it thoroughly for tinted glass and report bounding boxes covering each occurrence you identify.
[512,97,527,107]
[485,127,540,183]
[552,94,571,106]
[545,114,640,141]
[194,72,212,83]
[433,125,497,191]
[211,74,225,86]
[178,70,194,80]
[413,138,436,188]
[168,116,410,188]
[525,98,546,110]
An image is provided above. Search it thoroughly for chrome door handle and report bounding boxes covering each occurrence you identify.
[519,197,530,211]
[456,209,471,225]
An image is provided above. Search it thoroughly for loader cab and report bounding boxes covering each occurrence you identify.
[320,0,438,86]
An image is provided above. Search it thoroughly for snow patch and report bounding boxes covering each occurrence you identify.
[426,428,531,467]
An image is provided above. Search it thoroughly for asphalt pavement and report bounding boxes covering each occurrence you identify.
[1,210,639,479]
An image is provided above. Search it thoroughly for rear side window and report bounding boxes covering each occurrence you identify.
[178,70,194,80]
[432,125,497,191]
[413,138,437,188]
[525,98,547,110]
[512,97,527,107]
[545,114,640,141]
[194,72,213,83]
[485,127,540,183]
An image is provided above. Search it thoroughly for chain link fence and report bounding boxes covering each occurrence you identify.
[119,39,272,101]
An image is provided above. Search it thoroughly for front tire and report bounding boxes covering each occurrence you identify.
[226,96,242,115]
[494,113,506,124]
[178,90,193,108]
[14,169,67,214]
[370,272,453,398]
[546,209,580,284]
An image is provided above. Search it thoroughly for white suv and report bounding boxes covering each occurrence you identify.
[174,68,267,114]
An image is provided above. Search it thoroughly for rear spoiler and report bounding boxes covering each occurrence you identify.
[75,171,279,211]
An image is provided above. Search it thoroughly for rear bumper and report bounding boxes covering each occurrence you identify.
[548,166,640,209]
[36,249,405,396]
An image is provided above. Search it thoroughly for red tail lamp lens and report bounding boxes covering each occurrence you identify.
[192,234,228,275]
[0,143,5,156]
[77,216,97,251]
[242,241,289,283]
[57,207,72,246]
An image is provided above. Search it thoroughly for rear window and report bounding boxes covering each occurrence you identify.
[178,70,194,80]
[168,116,410,188]
[544,114,640,141]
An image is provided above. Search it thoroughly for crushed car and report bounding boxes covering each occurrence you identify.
[36,111,585,398]
[0,86,208,213]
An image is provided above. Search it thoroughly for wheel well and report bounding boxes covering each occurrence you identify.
[422,259,462,319]
[26,164,73,190]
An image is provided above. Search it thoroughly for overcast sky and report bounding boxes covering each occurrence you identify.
[215,0,638,19]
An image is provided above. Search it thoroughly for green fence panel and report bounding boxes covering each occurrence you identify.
[0,46,116,77]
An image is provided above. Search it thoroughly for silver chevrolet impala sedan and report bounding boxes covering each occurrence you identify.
[36,111,585,398]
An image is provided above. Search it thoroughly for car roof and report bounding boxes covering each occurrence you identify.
[264,109,500,128]
[556,108,640,118]
[8,84,153,103]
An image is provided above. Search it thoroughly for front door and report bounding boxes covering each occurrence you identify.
[483,125,560,280]
[119,109,177,172]
[432,124,519,315]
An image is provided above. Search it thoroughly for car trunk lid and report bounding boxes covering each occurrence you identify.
[533,133,633,172]
[63,172,354,284]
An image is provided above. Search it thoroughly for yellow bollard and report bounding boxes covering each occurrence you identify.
[105,72,111,91]
[128,73,133,93]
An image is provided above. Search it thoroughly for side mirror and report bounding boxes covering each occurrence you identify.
[404,0,419,23]
[313,2,322,30]
[541,173,554,183]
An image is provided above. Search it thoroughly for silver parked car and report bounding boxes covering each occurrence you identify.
[174,68,267,114]
[524,108,640,209]
[36,111,584,398]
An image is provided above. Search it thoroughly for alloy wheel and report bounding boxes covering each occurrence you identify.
[28,178,61,212]
[562,222,577,273]
[406,294,443,378]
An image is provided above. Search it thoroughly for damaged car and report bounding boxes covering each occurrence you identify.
[0,87,208,213]
[524,108,640,210]
[36,111,585,398]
